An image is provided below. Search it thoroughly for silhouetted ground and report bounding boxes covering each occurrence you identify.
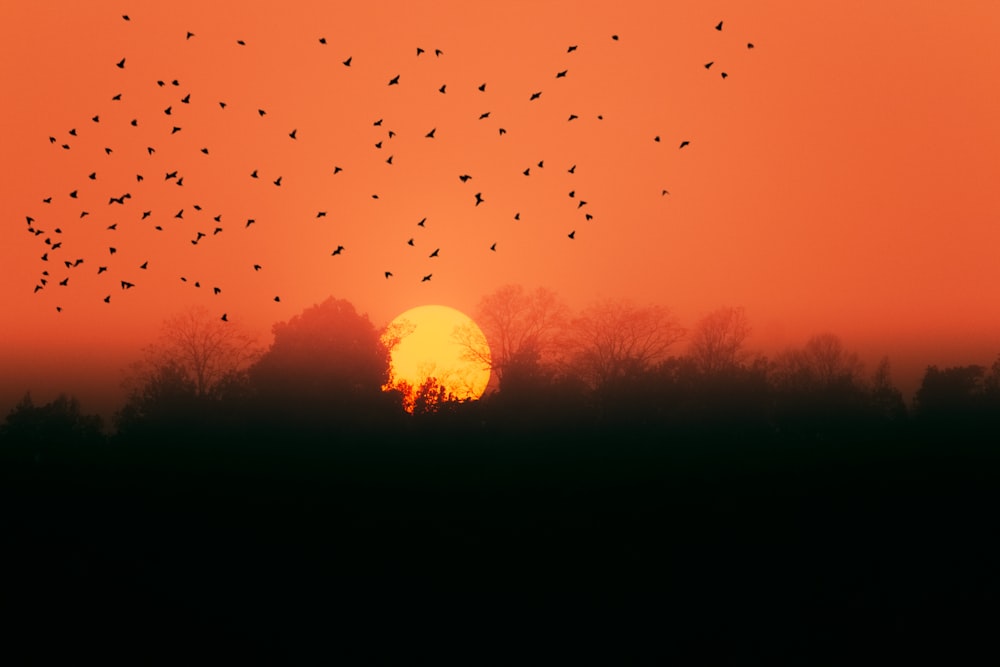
[2,424,997,663]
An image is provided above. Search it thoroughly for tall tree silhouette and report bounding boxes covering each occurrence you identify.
[248,297,393,428]
[454,284,569,390]
[569,299,685,391]
[1,392,104,450]
[687,306,752,374]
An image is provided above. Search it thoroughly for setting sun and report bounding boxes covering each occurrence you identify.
[384,304,491,411]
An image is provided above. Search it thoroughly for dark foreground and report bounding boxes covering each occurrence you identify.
[2,430,997,664]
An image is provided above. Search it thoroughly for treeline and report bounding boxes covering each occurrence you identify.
[2,289,999,450]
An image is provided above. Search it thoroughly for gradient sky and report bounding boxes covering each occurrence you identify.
[2,1,999,421]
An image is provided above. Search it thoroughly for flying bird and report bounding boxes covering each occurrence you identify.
[478,83,486,91]
[556,70,567,78]
[474,193,484,206]
[568,165,576,173]
[748,43,755,49]
[332,245,345,256]
[121,281,134,290]
[715,21,723,31]
[416,47,424,55]
[343,56,352,66]
[425,128,436,138]
[384,271,393,279]
[181,94,190,103]
[421,274,432,282]
[273,176,282,186]
[429,248,440,258]
[317,211,327,218]
[388,74,400,85]
[479,112,490,119]
[407,238,414,246]
[319,38,327,44]
[568,230,576,239]
[679,140,690,149]
[439,84,446,93]
[221,313,228,322]
[459,174,472,182]
[705,61,714,69]
[489,243,496,251]
[568,45,578,52]
[116,58,125,69]
[529,91,542,101]
[289,129,297,139]
[417,217,426,227]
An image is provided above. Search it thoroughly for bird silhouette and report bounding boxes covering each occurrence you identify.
[317,211,327,218]
[417,217,426,227]
[421,274,432,282]
[478,83,486,91]
[221,313,228,322]
[140,261,148,269]
[333,166,343,174]
[388,74,400,85]
[142,211,151,219]
[59,277,68,286]
[416,47,425,55]
[529,91,542,101]
[332,245,344,255]
[258,109,266,116]
[679,140,690,148]
[343,56,352,66]
[104,295,111,303]
[213,287,222,294]
[186,31,195,39]
[273,176,282,186]
[251,170,258,178]
[721,72,728,79]
[439,84,447,93]
[116,58,125,69]
[425,127,436,138]
[237,39,246,45]
[274,296,281,302]
[459,174,472,182]
[568,114,578,121]
[568,45,578,52]
[498,128,506,135]
[612,34,619,40]
[568,164,576,173]
[429,248,440,258]
[435,49,443,56]
[489,242,496,251]
[556,70,568,78]
[289,129,297,139]
[568,230,576,239]
[385,271,393,278]
[474,193,484,206]
[748,42,755,49]
[181,94,190,103]
[715,21,723,31]
[523,168,530,176]
[319,37,327,44]
[253,264,262,271]
[705,61,714,69]
[407,238,415,246]
[514,212,520,220]
[121,281,134,289]
[98,266,107,274]
[164,106,172,115]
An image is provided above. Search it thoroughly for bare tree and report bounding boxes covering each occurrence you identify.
[774,333,864,391]
[688,306,752,374]
[453,284,569,386]
[569,299,685,389]
[127,306,261,399]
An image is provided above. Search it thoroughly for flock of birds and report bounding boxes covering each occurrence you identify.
[24,13,755,322]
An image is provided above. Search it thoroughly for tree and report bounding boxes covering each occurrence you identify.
[453,284,569,389]
[1,392,104,449]
[687,306,752,374]
[127,306,260,400]
[870,356,907,423]
[773,333,864,392]
[248,297,393,424]
[569,299,685,391]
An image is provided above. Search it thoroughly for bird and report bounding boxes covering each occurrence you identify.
[654,135,661,142]
[715,21,723,31]
[237,39,246,46]
[122,14,129,20]
[164,106,172,115]
[612,34,619,40]
[258,109,266,116]
[175,209,183,219]
[343,56,352,66]
[459,174,472,182]
[319,37,327,44]
[384,271,393,278]
[407,238,414,246]
[142,211,151,219]
[416,47,425,55]
[131,119,138,127]
[569,190,575,198]
[529,91,542,101]
[386,155,393,164]
[140,261,148,269]
[181,94,190,103]
[69,190,78,198]
[166,170,178,180]
[435,49,443,56]
[289,129,297,139]
[489,243,497,251]
[253,264,262,271]
[748,42,755,49]
[332,245,344,256]
[97,266,107,274]
[417,217,426,227]
[201,148,209,154]
[388,74,400,85]
[69,129,77,136]
[429,248,440,258]
[147,147,155,155]
[221,313,228,322]
[251,170,258,178]
[514,212,520,220]
[721,72,728,79]
[568,164,576,174]
[274,296,281,302]
[89,172,97,180]
[538,160,544,168]
[421,274,432,282]
[92,115,99,123]
[585,213,594,220]
[59,277,68,286]
[439,84,447,93]
[661,189,670,196]
[186,31,195,39]
[679,140,690,149]
[568,114,578,121]
[273,176,282,186]
[556,70,568,78]
[104,295,111,303]
[171,126,181,134]
[425,128,436,138]
[317,211,327,218]
[213,287,221,294]
[705,61,714,69]
[219,102,227,108]
[474,193,484,206]
[498,128,506,135]
[568,230,576,239]
[568,45,578,52]
[116,58,125,69]
[523,167,531,176]
[478,83,486,91]
[43,197,51,203]
[121,280,134,289]
[333,166,343,174]
[479,111,490,119]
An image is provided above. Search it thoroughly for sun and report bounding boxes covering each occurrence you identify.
[384,305,491,411]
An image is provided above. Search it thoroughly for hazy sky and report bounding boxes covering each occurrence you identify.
[2,1,998,420]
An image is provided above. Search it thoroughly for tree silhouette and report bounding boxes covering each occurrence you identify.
[248,297,394,429]
[687,306,752,375]
[569,299,685,391]
[454,284,568,390]
[1,392,104,451]
[127,306,260,399]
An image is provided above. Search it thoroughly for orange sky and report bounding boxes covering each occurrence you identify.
[2,1,999,421]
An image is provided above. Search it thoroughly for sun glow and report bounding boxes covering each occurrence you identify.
[384,305,491,412]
